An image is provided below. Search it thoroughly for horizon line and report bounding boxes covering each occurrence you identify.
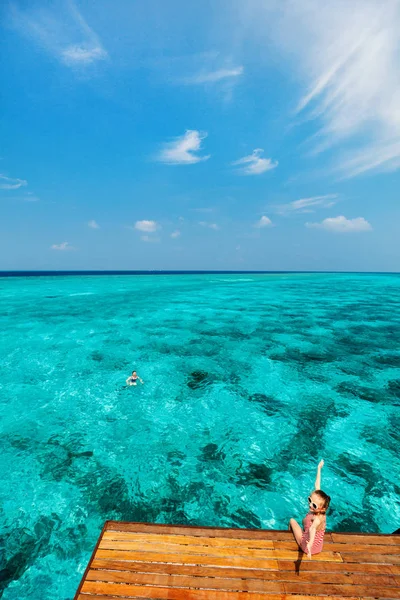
[1,269,399,276]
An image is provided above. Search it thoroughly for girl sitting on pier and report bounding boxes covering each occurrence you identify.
[289,460,330,558]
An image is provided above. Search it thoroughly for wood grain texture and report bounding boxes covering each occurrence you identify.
[77,595,361,600]
[331,533,400,545]
[77,596,363,600]
[105,521,295,540]
[95,548,281,569]
[90,559,355,583]
[102,530,276,548]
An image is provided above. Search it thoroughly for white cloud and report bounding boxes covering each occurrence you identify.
[0,174,27,190]
[61,45,107,66]
[306,215,372,233]
[276,194,338,215]
[255,215,273,228]
[243,0,400,177]
[171,230,181,238]
[158,130,210,165]
[88,219,99,229]
[199,221,220,230]
[184,66,244,84]
[10,2,108,69]
[51,242,74,251]
[233,149,278,175]
[135,220,158,232]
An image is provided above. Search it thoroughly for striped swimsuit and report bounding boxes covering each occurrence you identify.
[300,512,326,555]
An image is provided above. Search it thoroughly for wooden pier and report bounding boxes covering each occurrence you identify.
[74,521,400,599]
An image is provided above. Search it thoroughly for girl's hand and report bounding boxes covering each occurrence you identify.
[318,460,324,470]
[306,541,312,559]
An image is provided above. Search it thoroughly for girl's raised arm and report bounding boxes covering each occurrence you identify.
[314,460,324,490]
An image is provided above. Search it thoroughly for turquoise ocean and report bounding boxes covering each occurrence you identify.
[1,272,400,599]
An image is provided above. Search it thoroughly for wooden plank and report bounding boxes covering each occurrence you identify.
[331,533,400,545]
[283,581,400,598]
[278,558,400,576]
[81,582,368,600]
[102,531,275,549]
[90,558,354,584]
[84,570,285,593]
[105,520,295,540]
[96,546,342,563]
[78,596,362,600]
[86,567,358,587]
[350,573,398,586]
[100,539,332,560]
[330,542,400,554]
[95,548,280,569]
[341,552,400,564]
[91,558,281,578]
[99,538,342,561]
[77,596,362,600]
[99,539,280,557]
[275,539,400,554]
[81,581,285,599]
[87,566,399,591]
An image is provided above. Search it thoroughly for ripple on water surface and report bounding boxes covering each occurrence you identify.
[0,272,399,599]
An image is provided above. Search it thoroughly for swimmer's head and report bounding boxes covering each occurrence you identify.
[132,371,137,376]
[308,490,330,514]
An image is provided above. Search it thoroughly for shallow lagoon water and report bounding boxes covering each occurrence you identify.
[0,272,400,599]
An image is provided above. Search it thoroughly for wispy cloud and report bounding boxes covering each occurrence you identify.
[335,142,400,178]
[171,230,181,238]
[24,191,39,202]
[232,149,278,175]
[158,53,243,99]
[61,45,107,66]
[10,1,108,69]
[184,66,244,84]
[199,221,219,230]
[141,235,160,243]
[255,216,273,228]
[51,241,74,250]
[248,0,400,177]
[276,194,338,215]
[306,215,372,233]
[0,174,27,190]
[88,219,99,229]
[158,130,210,165]
[134,220,159,232]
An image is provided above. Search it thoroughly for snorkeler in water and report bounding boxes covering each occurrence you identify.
[126,370,144,386]
[289,460,331,558]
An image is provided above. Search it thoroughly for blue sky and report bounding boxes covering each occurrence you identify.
[1,0,399,271]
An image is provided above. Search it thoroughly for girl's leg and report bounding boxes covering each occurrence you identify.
[289,518,303,546]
